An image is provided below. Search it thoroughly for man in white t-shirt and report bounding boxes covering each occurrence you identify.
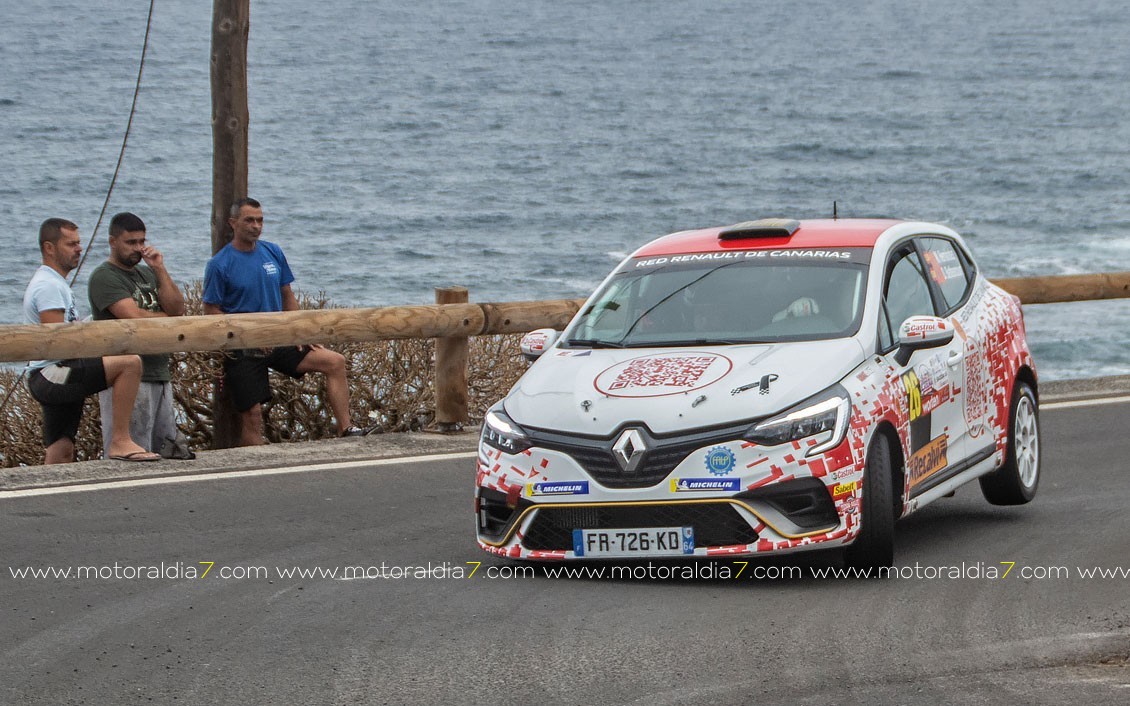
[22,218,160,464]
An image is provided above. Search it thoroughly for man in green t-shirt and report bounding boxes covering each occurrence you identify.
[88,212,187,458]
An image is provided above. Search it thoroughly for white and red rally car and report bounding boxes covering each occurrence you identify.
[476,218,1039,569]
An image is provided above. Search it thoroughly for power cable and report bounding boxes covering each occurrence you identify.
[70,0,157,285]
[1,1,157,425]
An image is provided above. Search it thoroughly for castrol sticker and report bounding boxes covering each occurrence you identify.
[520,331,550,354]
[900,316,946,340]
[594,352,733,398]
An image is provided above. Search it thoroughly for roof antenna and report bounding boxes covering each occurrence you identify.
[833,201,838,220]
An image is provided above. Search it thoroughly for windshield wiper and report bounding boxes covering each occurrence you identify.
[564,338,627,349]
[647,338,763,347]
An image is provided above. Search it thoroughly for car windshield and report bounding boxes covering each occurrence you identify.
[566,253,869,348]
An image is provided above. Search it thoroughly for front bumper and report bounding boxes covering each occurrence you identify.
[475,430,864,560]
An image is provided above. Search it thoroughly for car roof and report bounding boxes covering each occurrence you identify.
[633,218,904,257]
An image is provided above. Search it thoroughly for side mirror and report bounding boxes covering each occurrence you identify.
[894,316,954,366]
[519,328,560,361]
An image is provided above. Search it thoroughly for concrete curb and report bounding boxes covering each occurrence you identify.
[3,375,1129,494]
[1041,374,1130,401]
[0,430,479,493]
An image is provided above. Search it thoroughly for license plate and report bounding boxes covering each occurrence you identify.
[572,526,695,557]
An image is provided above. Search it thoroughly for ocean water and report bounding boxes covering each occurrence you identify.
[2,0,1129,380]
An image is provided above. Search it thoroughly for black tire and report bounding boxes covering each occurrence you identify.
[980,381,1040,505]
[843,432,896,571]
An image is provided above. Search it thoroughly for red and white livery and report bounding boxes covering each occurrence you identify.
[476,218,1039,569]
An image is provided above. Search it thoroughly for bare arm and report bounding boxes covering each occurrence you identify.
[142,247,186,317]
[281,284,299,312]
[38,309,66,324]
[203,302,224,315]
[106,297,170,319]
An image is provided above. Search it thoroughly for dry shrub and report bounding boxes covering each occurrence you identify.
[0,374,103,466]
[0,284,531,467]
[468,333,528,417]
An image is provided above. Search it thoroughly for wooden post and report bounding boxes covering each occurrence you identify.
[434,287,470,432]
[210,0,249,254]
[210,0,250,448]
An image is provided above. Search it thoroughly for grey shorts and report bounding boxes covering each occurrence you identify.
[98,381,178,457]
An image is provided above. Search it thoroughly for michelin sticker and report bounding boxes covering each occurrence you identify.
[671,477,741,493]
[526,481,590,497]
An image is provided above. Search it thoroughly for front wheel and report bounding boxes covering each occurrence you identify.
[843,432,896,571]
[980,381,1040,505]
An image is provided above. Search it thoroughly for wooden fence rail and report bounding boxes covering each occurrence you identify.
[1,271,1127,428]
[991,272,1130,305]
[0,299,583,363]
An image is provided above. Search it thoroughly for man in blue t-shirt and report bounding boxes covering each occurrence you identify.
[203,198,368,446]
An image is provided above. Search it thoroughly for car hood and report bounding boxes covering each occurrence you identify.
[504,339,867,436]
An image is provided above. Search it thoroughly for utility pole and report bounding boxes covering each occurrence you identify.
[210,0,250,448]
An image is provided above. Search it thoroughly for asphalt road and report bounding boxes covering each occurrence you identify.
[3,399,1130,705]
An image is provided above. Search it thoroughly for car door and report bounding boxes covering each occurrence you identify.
[916,235,996,463]
[879,240,970,497]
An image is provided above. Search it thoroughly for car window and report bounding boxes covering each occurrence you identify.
[920,237,972,311]
[885,249,935,330]
[567,254,870,346]
[877,299,895,351]
[580,278,637,339]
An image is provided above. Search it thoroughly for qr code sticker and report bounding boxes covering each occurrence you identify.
[609,356,716,390]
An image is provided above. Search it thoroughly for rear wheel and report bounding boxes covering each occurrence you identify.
[980,381,1040,505]
[843,432,895,571]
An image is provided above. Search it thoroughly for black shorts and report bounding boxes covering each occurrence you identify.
[28,358,109,446]
[223,347,311,411]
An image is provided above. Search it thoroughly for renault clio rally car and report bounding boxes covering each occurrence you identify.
[475,219,1039,569]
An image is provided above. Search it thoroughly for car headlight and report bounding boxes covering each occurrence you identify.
[743,386,851,456]
[481,409,532,454]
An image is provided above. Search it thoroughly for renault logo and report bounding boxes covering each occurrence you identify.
[612,428,647,472]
